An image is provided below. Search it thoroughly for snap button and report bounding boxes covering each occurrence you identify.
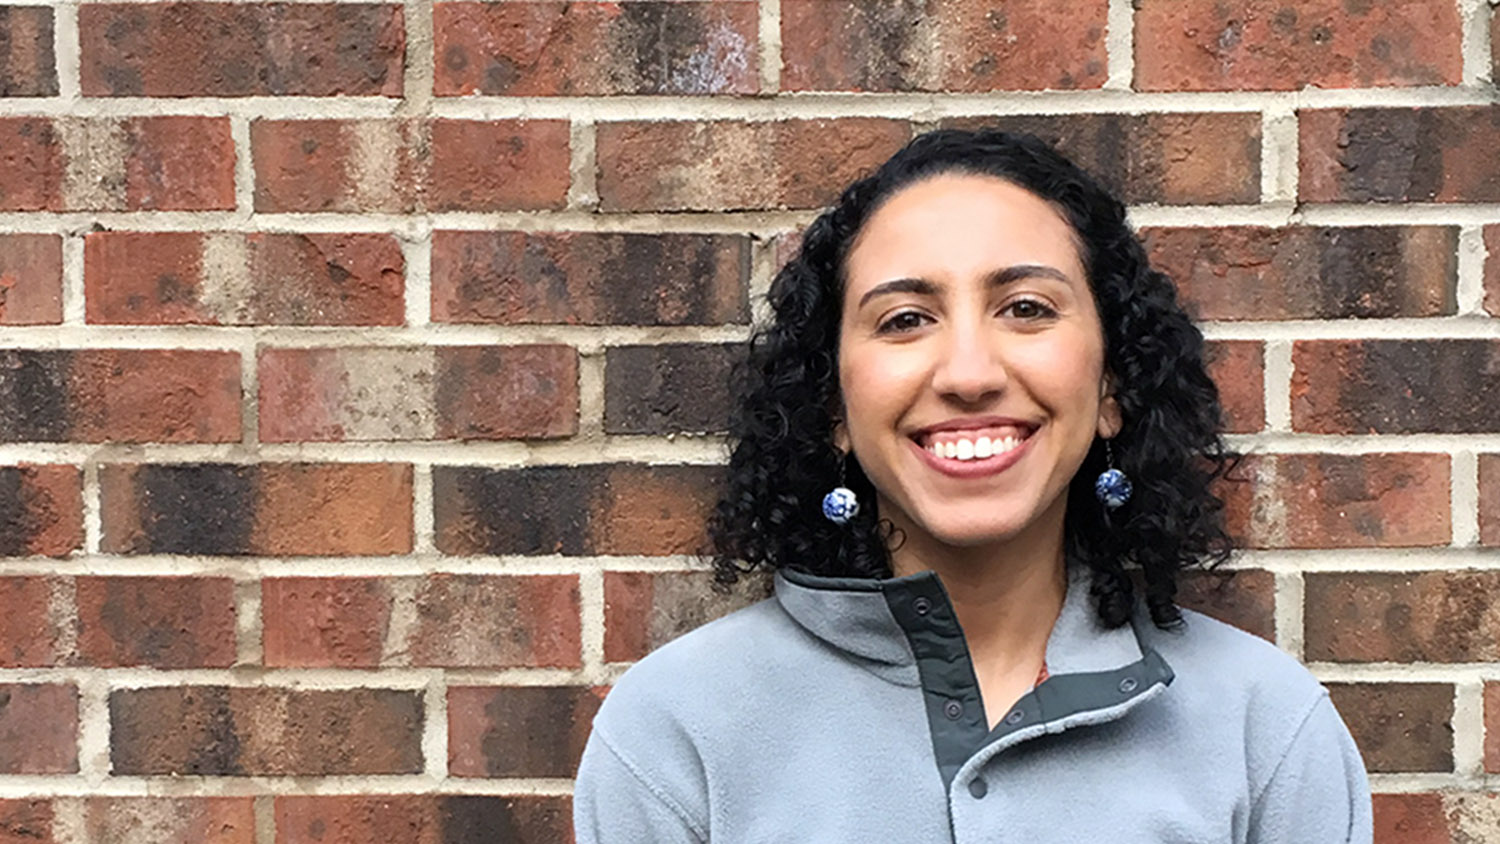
[1119,676,1138,693]
[943,700,963,720]
[1005,708,1024,725]
[913,597,932,616]
[968,778,988,799]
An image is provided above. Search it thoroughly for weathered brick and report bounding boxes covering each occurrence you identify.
[1143,226,1457,320]
[252,119,569,213]
[0,800,53,844]
[1172,568,1275,642]
[435,1,758,96]
[447,686,604,777]
[263,575,581,668]
[85,798,254,844]
[275,795,572,844]
[1327,683,1452,773]
[435,463,720,556]
[68,117,236,210]
[1221,453,1450,548]
[110,686,423,775]
[782,0,1105,92]
[940,114,1261,205]
[604,344,744,435]
[0,684,77,773]
[0,578,57,666]
[1371,793,1500,843]
[0,118,61,211]
[1306,571,1500,663]
[99,463,413,556]
[1203,341,1263,434]
[75,577,236,668]
[0,234,62,325]
[431,231,749,326]
[1301,107,1500,203]
[0,465,81,557]
[603,570,771,662]
[0,7,56,96]
[1135,0,1461,91]
[1486,682,1499,773]
[1484,225,1500,317]
[0,350,241,443]
[85,231,405,326]
[258,345,577,442]
[596,119,910,212]
[1292,340,1500,433]
[1481,454,1500,547]
[80,3,402,97]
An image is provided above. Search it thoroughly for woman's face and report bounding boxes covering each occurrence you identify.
[835,171,1121,555]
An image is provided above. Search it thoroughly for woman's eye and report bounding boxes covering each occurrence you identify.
[877,311,930,334]
[1005,298,1057,320]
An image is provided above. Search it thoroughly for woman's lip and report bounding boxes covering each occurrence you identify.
[908,430,1033,478]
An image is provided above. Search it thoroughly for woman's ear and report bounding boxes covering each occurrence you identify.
[1097,373,1123,440]
[832,418,850,453]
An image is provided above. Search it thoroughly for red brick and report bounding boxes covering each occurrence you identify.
[0,684,77,773]
[0,7,56,96]
[0,800,53,844]
[110,686,423,775]
[1203,341,1264,434]
[263,575,581,668]
[1327,682,1452,773]
[0,578,57,666]
[447,686,604,777]
[596,119,910,211]
[603,570,769,662]
[85,798,254,844]
[252,119,569,213]
[1486,682,1499,773]
[258,345,578,442]
[1484,225,1500,317]
[1173,568,1275,642]
[431,231,749,326]
[0,465,82,557]
[275,795,572,844]
[435,1,758,95]
[0,118,61,211]
[1292,340,1500,434]
[782,0,1105,92]
[1306,571,1500,663]
[0,234,62,325]
[75,577,236,668]
[80,3,403,97]
[1301,107,1500,203]
[1221,453,1449,548]
[85,231,405,326]
[1143,226,1456,320]
[1373,793,1450,844]
[88,117,236,210]
[99,463,413,556]
[1481,454,1500,547]
[1135,0,1461,91]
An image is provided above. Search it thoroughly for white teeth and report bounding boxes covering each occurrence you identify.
[955,439,974,460]
[926,434,1024,461]
[974,436,993,458]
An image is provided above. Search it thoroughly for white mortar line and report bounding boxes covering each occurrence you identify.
[1221,432,1500,453]
[53,0,79,100]
[0,776,579,797]
[759,0,781,94]
[0,554,715,578]
[234,578,263,666]
[1460,0,1495,86]
[1457,226,1487,315]
[401,230,431,327]
[1368,772,1500,792]
[81,462,100,555]
[1453,450,1481,547]
[0,666,604,688]
[421,675,447,780]
[748,231,781,329]
[231,114,254,217]
[1260,99,1298,204]
[1104,0,1134,91]
[1199,318,1500,340]
[1263,339,1293,433]
[1454,680,1487,778]
[253,796,275,844]
[76,672,110,785]
[1309,664,1500,683]
[578,350,607,439]
[567,121,599,211]
[1273,571,1304,661]
[399,0,434,117]
[412,464,435,554]
[240,332,259,445]
[60,231,85,325]
[579,566,606,678]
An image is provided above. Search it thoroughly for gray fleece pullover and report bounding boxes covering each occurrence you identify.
[574,563,1373,843]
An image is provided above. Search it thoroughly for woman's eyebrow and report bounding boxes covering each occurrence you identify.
[856,263,1071,310]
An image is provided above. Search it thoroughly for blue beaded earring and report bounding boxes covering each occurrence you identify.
[1094,439,1132,511]
[822,451,859,525]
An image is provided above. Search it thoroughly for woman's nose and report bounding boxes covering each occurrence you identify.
[929,318,1008,403]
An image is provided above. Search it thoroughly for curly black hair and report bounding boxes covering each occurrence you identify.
[705,127,1238,630]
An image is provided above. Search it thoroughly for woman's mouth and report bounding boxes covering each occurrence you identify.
[909,425,1035,478]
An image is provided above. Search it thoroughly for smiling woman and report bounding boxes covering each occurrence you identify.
[573,129,1374,844]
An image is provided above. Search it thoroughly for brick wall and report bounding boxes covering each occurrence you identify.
[1,0,1498,841]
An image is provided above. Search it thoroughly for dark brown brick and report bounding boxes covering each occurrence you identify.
[75,577,236,668]
[1220,453,1450,548]
[1292,340,1500,433]
[447,685,604,778]
[940,114,1261,205]
[0,7,56,96]
[605,344,744,435]
[0,349,241,443]
[1307,571,1500,663]
[0,800,53,844]
[110,686,423,775]
[435,1,758,96]
[0,233,62,325]
[1172,568,1275,642]
[431,231,749,326]
[1301,107,1500,203]
[80,3,403,96]
[1327,683,1452,773]
[99,463,413,556]
[0,578,57,666]
[0,118,61,211]
[1203,341,1264,434]
[1481,454,1500,547]
[1143,226,1457,320]
[434,463,720,556]
[596,119,910,211]
[1135,0,1461,91]
[85,231,405,326]
[782,0,1105,92]
[0,465,81,557]
[0,684,77,773]
[1484,225,1500,317]
[85,798,254,844]
[275,795,572,844]
[1486,682,1499,773]
[603,570,771,662]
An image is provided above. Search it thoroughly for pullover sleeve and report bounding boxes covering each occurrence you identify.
[1247,691,1373,844]
[573,726,708,844]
